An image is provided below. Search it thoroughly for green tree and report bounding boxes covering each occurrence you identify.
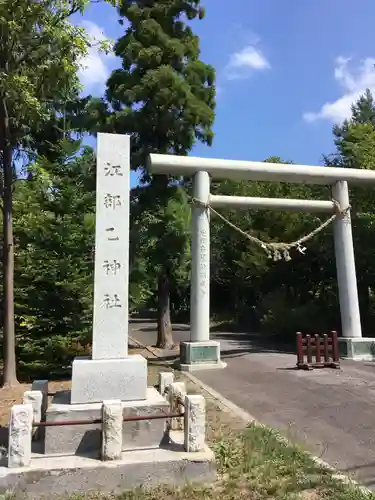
[209,158,334,334]
[333,89,375,144]
[327,89,375,171]
[13,141,96,379]
[96,0,216,347]
[326,89,375,332]
[129,184,191,323]
[0,0,112,385]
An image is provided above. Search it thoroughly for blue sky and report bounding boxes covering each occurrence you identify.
[75,0,375,186]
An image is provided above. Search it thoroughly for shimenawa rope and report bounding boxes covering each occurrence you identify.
[191,197,350,261]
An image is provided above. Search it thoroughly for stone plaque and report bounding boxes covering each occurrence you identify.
[190,345,218,363]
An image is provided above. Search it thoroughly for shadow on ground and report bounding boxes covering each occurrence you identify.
[129,319,297,363]
[212,331,295,358]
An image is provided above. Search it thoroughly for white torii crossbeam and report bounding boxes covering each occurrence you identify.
[148,153,375,367]
[149,154,375,184]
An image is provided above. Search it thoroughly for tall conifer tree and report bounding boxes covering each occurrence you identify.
[103,0,216,346]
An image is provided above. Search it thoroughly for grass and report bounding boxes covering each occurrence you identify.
[211,425,373,500]
[64,425,374,500]
[50,424,375,500]
[1,351,374,500]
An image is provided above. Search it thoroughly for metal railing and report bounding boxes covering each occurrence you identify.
[32,398,184,428]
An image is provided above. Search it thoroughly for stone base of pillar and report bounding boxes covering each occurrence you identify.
[179,341,227,372]
[339,337,375,360]
[44,387,169,456]
[71,354,147,404]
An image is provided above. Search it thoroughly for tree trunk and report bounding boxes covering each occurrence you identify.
[1,97,18,386]
[150,174,174,350]
[156,271,174,349]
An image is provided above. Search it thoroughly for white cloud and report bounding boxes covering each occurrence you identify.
[224,44,270,81]
[303,56,375,124]
[78,20,114,93]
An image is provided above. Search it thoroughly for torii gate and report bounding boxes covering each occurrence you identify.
[148,154,375,370]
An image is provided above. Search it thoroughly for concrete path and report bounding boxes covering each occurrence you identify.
[130,320,375,489]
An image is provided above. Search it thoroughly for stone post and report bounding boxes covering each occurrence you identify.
[159,372,174,397]
[31,380,49,416]
[101,400,123,461]
[23,390,43,441]
[168,382,186,431]
[8,404,33,468]
[184,394,206,452]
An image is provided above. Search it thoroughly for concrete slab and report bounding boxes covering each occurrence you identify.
[0,433,216,499]
[44,387,169,455]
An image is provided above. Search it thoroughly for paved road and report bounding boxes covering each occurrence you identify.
[130,320,375,489]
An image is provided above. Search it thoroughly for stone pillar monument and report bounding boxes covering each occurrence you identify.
[71,133,147,404]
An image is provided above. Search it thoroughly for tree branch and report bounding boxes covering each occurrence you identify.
[13,5,83,69]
